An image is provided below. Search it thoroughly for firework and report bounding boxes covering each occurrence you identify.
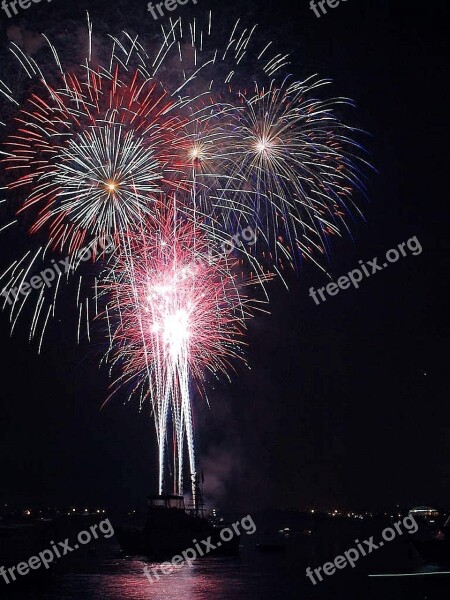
[101,201,267,496]
[2,63,190,253]
[0,15,369,498]
[217,78,368,272]
[1,15,367,269]
[153,17,369,275]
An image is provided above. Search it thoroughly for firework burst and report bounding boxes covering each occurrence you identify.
[101,202,268,495]
[2,63,191,253]
[0,14,369,498]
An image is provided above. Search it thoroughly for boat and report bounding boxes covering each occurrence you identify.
[116,493,240,560]
[408,507,450,564]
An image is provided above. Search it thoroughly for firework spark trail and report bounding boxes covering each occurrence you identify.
[151,16,369,279]
[0,14,369,497]
[0,15,368,338]
[0,17,258,348]
[219,78,369,274]
[1,14,367,269]
[2,65,189,253]
[99,202,270,496]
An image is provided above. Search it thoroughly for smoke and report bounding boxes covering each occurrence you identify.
[196,387,245,508]
[200,446,242,505]
[6,26,46,54]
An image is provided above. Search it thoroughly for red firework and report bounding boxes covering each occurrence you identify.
[2,65,193,254]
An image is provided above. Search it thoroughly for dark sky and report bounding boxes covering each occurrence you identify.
[0,0,448,513]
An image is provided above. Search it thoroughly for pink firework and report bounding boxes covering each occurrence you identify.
[101,201,268,496]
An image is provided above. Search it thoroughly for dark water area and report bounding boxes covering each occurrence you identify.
[5,546,450,600]
[4,519,450,600]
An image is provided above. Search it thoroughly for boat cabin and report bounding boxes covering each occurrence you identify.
[147,495,186,510]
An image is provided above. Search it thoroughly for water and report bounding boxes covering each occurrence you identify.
[5,540,450,600]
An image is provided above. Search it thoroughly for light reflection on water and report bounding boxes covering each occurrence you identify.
[93,559,253,600]
[8,547,302,600]
[60,553,296,600]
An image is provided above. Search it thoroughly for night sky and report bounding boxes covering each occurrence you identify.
[0,0,448,513]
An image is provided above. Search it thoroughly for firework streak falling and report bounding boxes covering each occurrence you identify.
[101,203,269,496]
[0,14,368,497]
